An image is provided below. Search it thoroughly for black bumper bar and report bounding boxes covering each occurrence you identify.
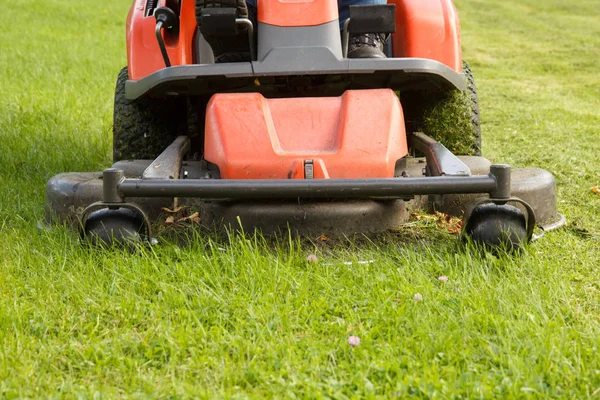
[103,165,511,202]
[120,176,494,199]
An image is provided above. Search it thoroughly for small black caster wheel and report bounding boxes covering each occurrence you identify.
[83,207,146,247]
[463,203,528,252]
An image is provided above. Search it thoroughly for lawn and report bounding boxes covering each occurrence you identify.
[1,0,600,398]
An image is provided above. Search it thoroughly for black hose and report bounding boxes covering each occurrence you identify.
[155,20,172,68]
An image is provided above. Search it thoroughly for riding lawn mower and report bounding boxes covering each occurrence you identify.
[44,0,564,249]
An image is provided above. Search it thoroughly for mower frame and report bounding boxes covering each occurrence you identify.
[42,0,566,249]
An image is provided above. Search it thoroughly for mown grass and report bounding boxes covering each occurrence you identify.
[1,0,599,398]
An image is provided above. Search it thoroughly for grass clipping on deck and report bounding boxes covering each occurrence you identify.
[417,90,479,156]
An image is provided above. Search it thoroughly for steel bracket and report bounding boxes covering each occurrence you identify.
[409,132,471,176]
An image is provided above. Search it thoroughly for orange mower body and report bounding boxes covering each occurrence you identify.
[43,0,563,250]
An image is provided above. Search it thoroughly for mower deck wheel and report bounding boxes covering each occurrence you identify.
[83,207,145,247]
[463,203,528,252]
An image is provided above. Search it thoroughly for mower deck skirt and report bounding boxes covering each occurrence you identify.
[44,157,562,236]
[118,176,497,200]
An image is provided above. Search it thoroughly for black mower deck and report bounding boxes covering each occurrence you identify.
[45,153,562,237]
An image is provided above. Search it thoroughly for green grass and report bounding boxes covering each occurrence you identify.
[1,0,600,397]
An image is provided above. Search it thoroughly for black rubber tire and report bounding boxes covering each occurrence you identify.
[464,203,528,252]
[462,60,481,156]
[401,60,482,156]
[84,208,145,247]
[113,67,187,162]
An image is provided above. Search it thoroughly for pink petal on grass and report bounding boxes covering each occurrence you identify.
[306,254,318,264]
[348,336,361,346]
[438,276,449,283]
[414,293,423,302]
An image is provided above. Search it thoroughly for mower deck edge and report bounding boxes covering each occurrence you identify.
[43,157,562,237]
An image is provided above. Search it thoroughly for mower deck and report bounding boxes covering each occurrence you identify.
[45,154,561,237]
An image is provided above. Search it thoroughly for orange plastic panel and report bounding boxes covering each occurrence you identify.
[257,0,338,27]
[388,0,462,72]
[127,0,197,81]
[204,90,408,180]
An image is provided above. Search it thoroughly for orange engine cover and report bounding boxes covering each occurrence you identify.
[204,89,408,180]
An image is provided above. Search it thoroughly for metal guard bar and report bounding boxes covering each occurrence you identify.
[117,175,498,200]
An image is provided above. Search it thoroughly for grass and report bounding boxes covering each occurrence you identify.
[1,0,600,397]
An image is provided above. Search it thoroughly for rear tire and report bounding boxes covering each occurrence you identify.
[401,60,481,156]
[113,67,187,162]
[463,61,481,155]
